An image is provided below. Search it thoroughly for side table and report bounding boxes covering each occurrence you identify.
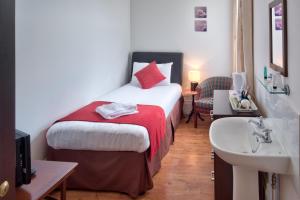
[183,90,200,123]
[16,160,78,200]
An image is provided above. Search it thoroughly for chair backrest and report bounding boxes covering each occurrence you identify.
[198,76,232,98]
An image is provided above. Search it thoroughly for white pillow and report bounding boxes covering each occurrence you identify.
[131,62,173,87]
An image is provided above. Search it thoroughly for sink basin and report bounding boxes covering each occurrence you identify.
[209,117,290,200]
[210,117,289,173]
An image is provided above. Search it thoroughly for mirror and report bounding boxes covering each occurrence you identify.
[269,0,288,77]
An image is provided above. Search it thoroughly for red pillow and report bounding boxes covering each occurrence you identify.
[134,61,166,89]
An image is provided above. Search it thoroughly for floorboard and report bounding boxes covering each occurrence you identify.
[51,117,214,200]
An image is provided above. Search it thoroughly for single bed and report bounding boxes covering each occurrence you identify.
[47,52,184,197]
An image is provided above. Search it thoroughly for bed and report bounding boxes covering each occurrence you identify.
[47,52,184,197]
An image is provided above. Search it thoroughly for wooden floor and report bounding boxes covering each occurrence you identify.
[52,117,214,200]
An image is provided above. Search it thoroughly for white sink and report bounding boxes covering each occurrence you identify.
[209,117,290,200]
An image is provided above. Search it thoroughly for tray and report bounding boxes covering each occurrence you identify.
[229,95,258,112]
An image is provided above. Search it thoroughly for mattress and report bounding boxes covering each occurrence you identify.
[46,83,182,152]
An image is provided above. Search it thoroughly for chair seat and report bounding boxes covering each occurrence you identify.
[194,76,232,128]
[195,97,213,110]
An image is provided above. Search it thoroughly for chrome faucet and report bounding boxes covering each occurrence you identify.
[248,116,265,129]
[248,117,272,143]
[253,129,272,143]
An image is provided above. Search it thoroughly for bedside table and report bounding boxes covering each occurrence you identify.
[182,90,198,123]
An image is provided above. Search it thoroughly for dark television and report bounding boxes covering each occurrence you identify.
[15,130,31,187]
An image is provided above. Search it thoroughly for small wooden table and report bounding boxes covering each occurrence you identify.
[183,90,203,123]
[16,160,78,200]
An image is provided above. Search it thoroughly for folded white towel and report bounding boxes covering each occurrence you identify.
[96,102,138,119]
[229,90,241,100]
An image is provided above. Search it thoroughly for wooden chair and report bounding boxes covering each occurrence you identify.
[194,76,232,128]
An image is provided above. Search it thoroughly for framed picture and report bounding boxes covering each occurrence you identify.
[195,7,207,18]
[274,3,282,16]
[275,18,282,30]
[195,20,207,32]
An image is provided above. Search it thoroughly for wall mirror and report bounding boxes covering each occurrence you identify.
[269,0,288,77]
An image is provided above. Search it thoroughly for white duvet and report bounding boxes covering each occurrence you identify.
[46,83,182,153]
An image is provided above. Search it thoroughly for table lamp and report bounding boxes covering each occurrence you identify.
[188,70,200,91]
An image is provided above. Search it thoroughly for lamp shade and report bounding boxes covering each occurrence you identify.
[188,70,200,82]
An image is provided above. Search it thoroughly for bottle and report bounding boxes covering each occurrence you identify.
[272,72,282,90]
[264,66,268,80]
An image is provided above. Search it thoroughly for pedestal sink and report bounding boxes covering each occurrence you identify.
[209,117,290,200]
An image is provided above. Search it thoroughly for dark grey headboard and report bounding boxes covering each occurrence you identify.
[131,52,183,85]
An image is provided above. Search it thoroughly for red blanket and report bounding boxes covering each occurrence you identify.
[56,101,166,160]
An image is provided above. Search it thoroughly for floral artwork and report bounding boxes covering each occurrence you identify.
[194,6,207,32]
[275,18,282,30]
[274,3,282,16]
[195,7,207,18]
[195,20,207,32]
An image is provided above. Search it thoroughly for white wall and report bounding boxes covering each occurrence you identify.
[15,0,131,159]
[131,0,233,89]
[253,0,300,199]
[254,0,300,113]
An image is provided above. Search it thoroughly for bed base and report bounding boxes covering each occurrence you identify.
[47,97,183,197]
